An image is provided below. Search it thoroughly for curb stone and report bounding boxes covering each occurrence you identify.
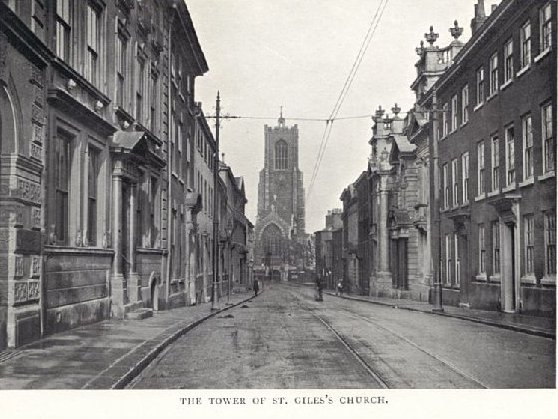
[83,292,260,389]
[323,291,555,340]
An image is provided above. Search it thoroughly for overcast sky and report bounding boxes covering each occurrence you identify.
[187,0,489,233]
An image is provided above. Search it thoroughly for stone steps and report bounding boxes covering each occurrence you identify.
[125,308,153,320]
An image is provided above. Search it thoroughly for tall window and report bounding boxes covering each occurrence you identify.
[55,0,71,61]
[452,158,459,207]
[492,221,500,275]
[454,234,460,287]
[150,73,158,133]
[479,224,486,274]
[442,103,449,137]
[540,3,552,53]
[476,67,485,105]
[524,215,534,275]
[275,140,288,170]
[85,4,100,86]
[150,176,158,247]
[55,132,72,244]
[461,152,469,203]
[505,125,515,185]
[520,21,531,69]
[489,53,498,96]
[177,122,183,181]
[542,102,554,173]
[443,163,449,209]
[477,141,485,196]
[462,84,469,124]
[115,34,127,107]
[136,58,145,122]
[87,146,100,246]
[445,235,452,285]
[491,136,500,191]
[522,114,533,180]
[504,39,514,82]
[31,0,44,37]
[451,95,458,132]
[544,211,556,276]
[136,173,144,247]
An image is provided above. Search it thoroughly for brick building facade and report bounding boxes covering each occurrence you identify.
[431,0,556,315]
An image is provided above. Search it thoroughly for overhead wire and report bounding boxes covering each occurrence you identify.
[306,0,390,202]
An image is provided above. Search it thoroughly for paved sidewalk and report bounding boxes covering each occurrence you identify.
[0,290,257,389]
[296,283,555,339]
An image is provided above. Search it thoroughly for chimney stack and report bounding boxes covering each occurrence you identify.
[471,0,488,35]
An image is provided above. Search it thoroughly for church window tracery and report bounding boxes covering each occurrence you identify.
[275,140,288,170]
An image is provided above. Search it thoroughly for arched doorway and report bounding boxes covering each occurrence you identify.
[149,275,159,311]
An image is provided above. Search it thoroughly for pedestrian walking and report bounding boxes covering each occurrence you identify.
[253,278,259,296]
[315,276,323,302]
[336,280,343,296]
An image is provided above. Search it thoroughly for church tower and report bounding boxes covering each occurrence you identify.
[255,111,306,274]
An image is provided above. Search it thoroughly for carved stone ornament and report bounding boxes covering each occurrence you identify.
[14,282,28,303]
[15,255,24,277]
[75,230,83,247]
[425,26,439,46]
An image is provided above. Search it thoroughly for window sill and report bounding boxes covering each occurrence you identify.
[487,91,499,102]
[501,78,513,90]
[518,177,535,188]
[538,171,555,181]
[461,201,470,208]
[534,48,551,63]
[460,121,469,128]
[540,275,556,286]
[473,102,484,112]
[474,193,486,202]
[440,135,447,141]
[516,64,530,78]
[502,182,516,193]
[520,275,537,285]
[43,246,114,256]
[489,274,501,283]
[475,274,488,282]
[487,189,500,198]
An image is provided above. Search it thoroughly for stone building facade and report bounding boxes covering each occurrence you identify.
[314,209,343,290]
[219,160,249,293]
[0,0,251,349]
[255,113,306,279]
[192,109,215,303]
[429,0,556,315]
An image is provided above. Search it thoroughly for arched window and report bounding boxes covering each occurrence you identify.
[262,224,283,257]
[275,140,288,170]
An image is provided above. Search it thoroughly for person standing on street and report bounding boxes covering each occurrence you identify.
[253,278,259,296]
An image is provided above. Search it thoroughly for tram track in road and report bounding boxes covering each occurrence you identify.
[339,309,489,389]
[287,286,488,389]
[286,289,390,389]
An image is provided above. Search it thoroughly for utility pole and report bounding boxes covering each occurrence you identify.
[430,89,444,312]
[211,92,221,310]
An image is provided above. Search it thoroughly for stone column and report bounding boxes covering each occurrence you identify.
[128,183,141,304]
[376,175,392,291]
[111,175,126,317]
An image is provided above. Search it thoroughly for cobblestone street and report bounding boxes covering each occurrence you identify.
[130,283,555,389]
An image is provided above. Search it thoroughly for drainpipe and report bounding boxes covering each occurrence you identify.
[164,8,174,308]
